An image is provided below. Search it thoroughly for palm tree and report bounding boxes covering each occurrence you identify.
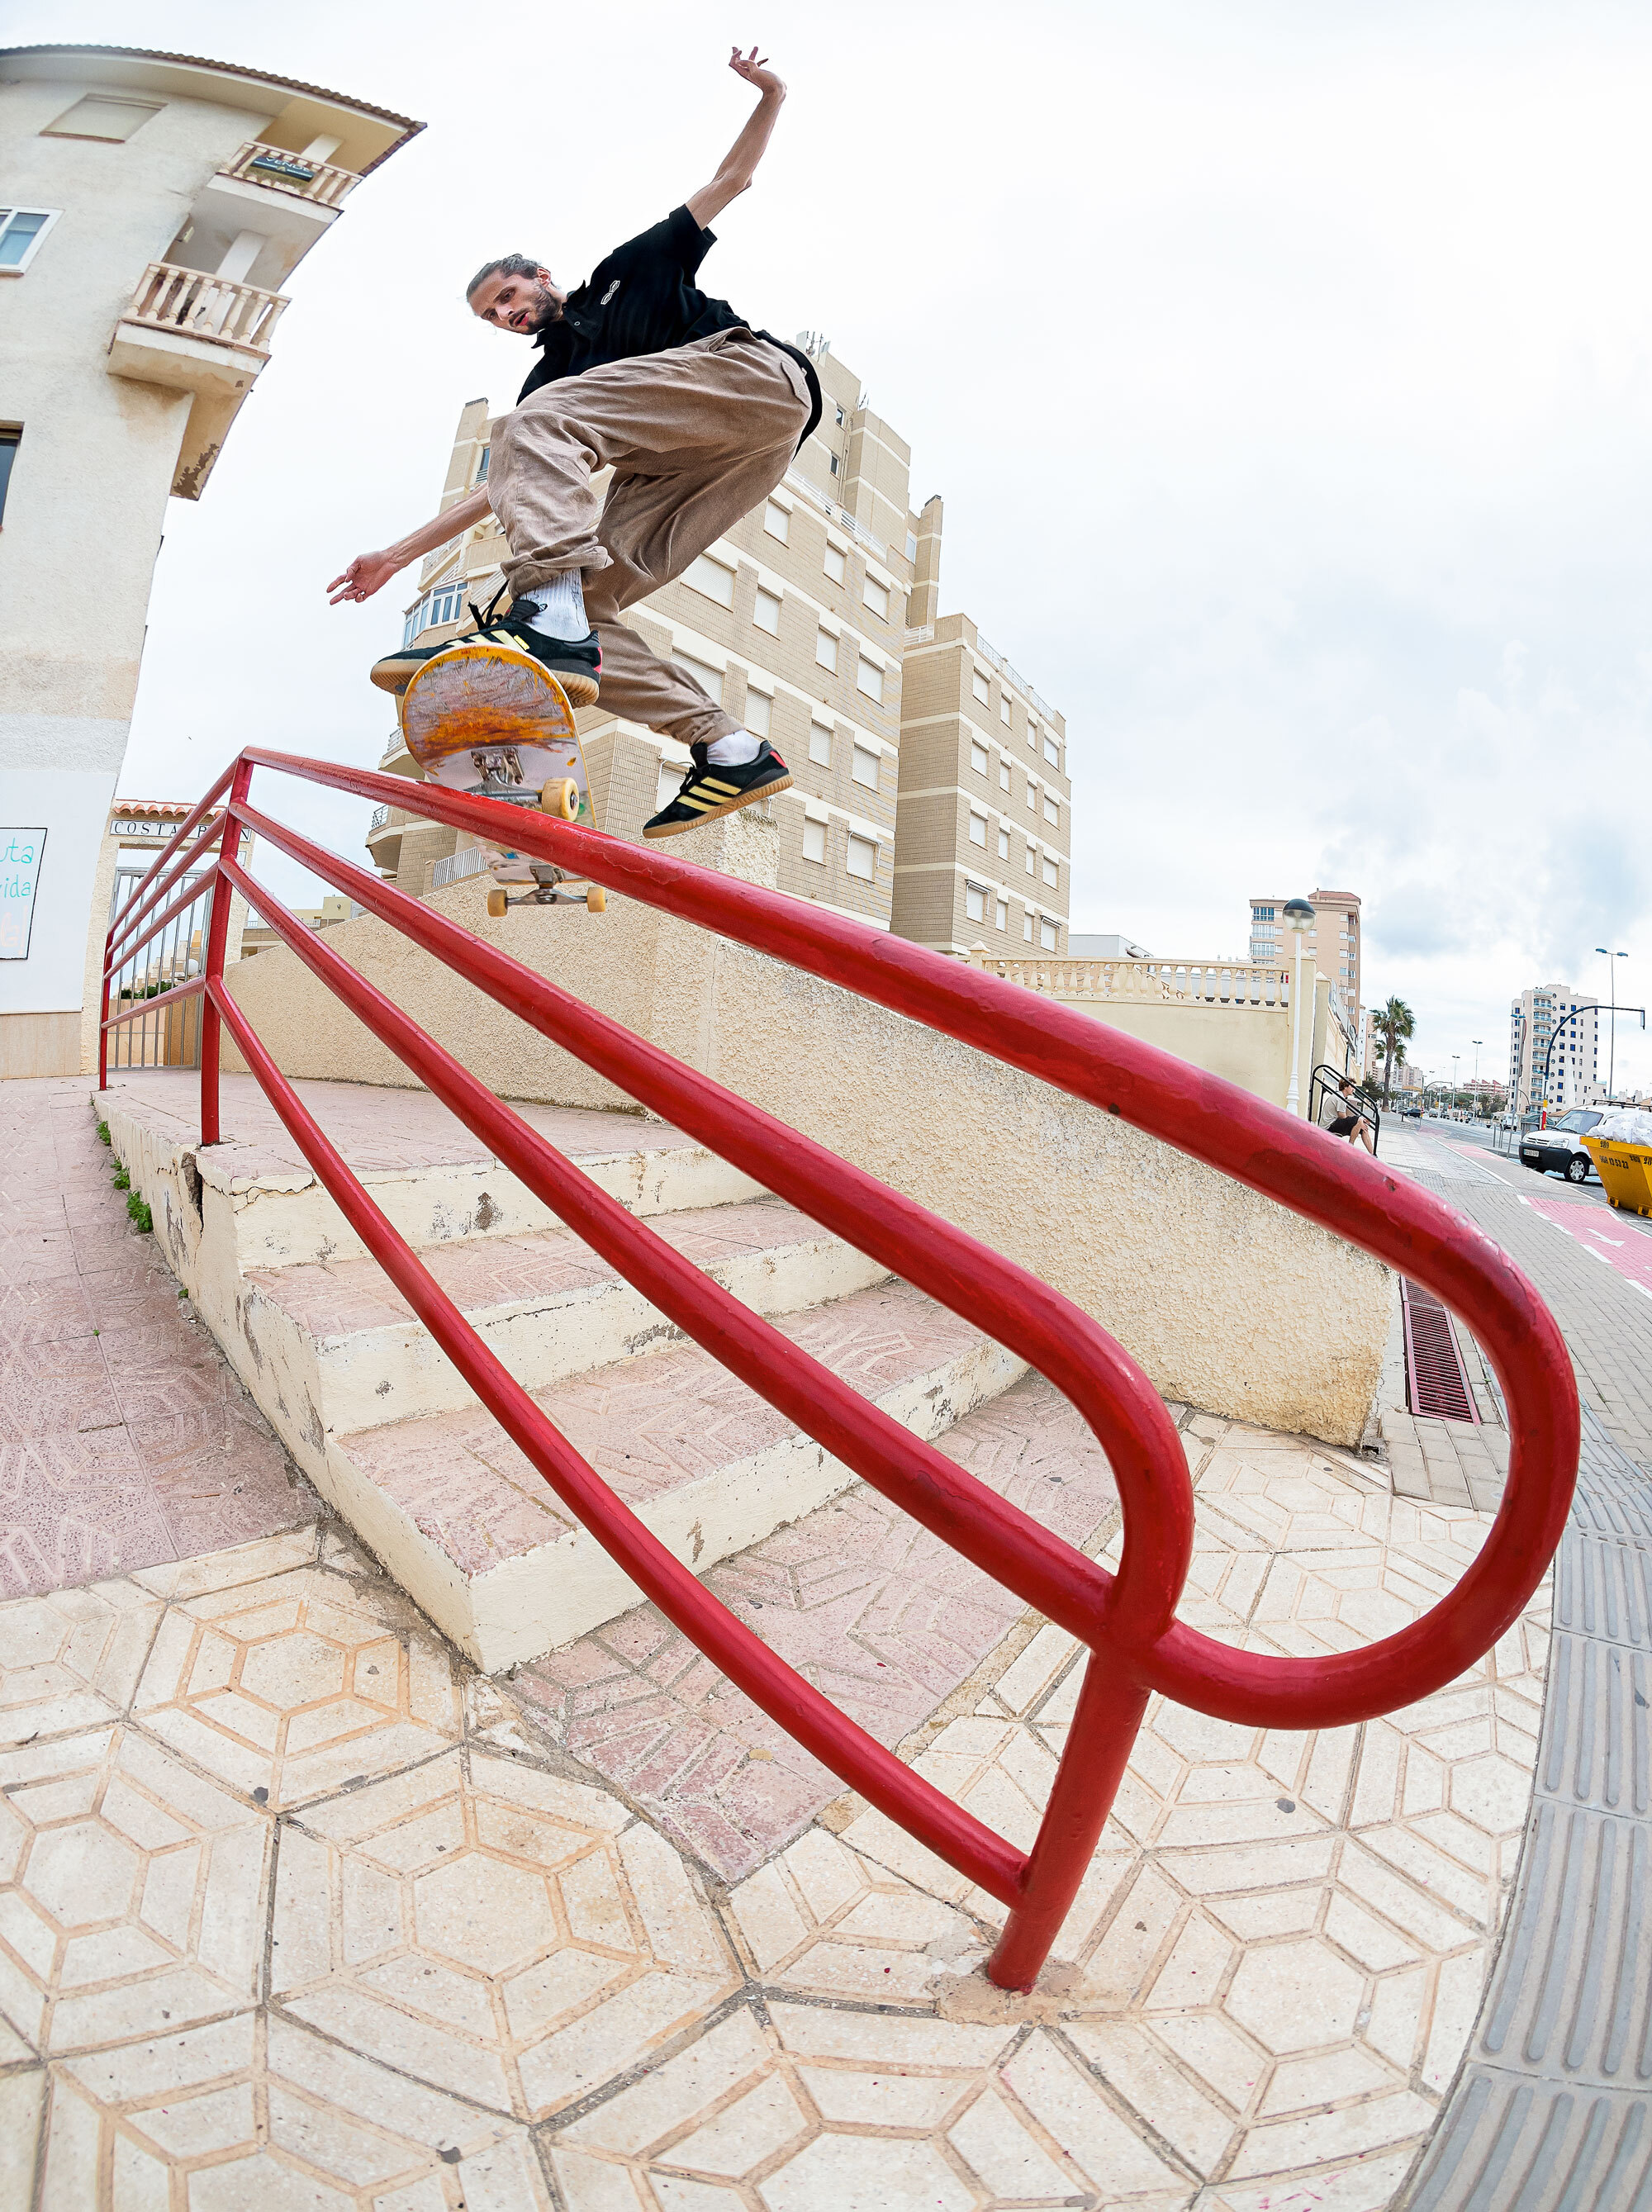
[1372,997,1416,1104]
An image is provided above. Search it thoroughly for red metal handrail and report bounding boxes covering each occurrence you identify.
[101,748,1580,1991]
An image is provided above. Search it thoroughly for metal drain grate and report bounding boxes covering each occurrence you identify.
[1401,1279,1481,1423]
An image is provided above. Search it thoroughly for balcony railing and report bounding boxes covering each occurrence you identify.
[368,805,392,834]
[219,140,360,209]
[971,950,1294,1008]
[123,263,288,356]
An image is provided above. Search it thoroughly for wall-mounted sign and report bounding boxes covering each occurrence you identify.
[111,818,180,839]
[0,828,46,960]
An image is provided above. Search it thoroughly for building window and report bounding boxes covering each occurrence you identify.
[968,812,988,847]
[1043,793,1060,825]
[1252,904,1275,921]
[846,833,876,881]
[824,543,847,585]
[905,531,919,561]
[835,404,847,425]
[1023,909,1034,942]
[475,447,491,483]
[1040,917,1059,951]
[828,453,841,477]
[1024,845,1036,876]
[1042,855,1059,887]
[673,653,724,705]
[802,816,827,865]
[1026,780,1037,812]
[1000,697,1012,726]
[856,657,883,703]
[685,553,735,609]
[763,500,790,544]
[44,97,161,140]
[999,758,1011,791]
[852,743,880,790]
[997,826,1010,860]
[996,896,1009,930]
[973,670,990,705]
[657,757,686,813]
[862,576,889,620]
[1043,734,1059,767]
[402,576,468,644]
[0,209,59,274]
[746,688,772,738]
[809,723,832,767]
[752,587,781,636]
[970,739,990,777]
[0,427,19,524]
[966,883,986,923]
[815,629,838,673]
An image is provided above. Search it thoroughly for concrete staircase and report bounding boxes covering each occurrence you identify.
[100,1075,1027,1670]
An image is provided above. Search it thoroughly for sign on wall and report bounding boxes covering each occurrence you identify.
[0,828,46,960]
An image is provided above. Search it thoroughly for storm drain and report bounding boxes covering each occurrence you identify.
[1401,1279,1481,1423]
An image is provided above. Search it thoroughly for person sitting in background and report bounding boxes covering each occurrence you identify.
[1325,1075,1375,1153]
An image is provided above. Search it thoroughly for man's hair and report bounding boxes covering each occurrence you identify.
[465,253,544,301]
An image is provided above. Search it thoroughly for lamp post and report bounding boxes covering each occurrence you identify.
[1284,897,1315,1114]
[1596,948,1628,1099]
[1451,1054,1460,1114]
[1472,1039,1484,1120]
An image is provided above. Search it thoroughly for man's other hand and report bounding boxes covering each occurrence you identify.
[328,552,402,605]
[728,45,785,97]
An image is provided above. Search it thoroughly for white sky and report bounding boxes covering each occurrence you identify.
[26,0,1652,1091]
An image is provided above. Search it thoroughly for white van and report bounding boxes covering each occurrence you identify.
[1519,1108,1604,1184]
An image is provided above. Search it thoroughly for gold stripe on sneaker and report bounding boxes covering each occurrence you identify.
[679,794,722,812]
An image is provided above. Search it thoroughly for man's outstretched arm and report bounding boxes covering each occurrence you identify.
[686,47,787,227]
[327,484,492,605]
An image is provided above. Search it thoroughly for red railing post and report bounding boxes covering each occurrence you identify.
[199,761,251,1146]
[97,955,111,1090]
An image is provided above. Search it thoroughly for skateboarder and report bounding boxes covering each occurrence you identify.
[327,45,814,838]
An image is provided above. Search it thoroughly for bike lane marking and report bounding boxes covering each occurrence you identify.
[1521,1193,1652,1298]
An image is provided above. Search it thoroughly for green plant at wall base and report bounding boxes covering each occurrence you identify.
[126,1194,152,1234]
[112,1166,131,1191]
[96,1120,111,1146]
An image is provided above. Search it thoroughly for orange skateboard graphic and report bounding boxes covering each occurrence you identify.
[398,638,606,915]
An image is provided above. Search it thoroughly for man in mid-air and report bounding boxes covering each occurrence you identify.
[328,45,817,838]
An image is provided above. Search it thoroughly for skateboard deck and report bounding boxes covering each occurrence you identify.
[399,640,605,914]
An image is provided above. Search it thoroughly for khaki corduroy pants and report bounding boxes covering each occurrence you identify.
[486,329,810,748]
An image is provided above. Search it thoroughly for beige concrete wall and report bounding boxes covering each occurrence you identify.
[221,812,1391,1444]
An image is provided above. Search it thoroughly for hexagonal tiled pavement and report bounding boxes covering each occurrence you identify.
[1,1402,1554,2209]
[271,1747,742,2120]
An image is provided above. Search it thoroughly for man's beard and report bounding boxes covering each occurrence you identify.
[529,282,564,335]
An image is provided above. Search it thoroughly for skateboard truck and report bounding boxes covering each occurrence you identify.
[485,864,606,918]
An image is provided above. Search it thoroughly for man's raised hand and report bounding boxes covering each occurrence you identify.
[327,551,402,605]
[729,45,785,97]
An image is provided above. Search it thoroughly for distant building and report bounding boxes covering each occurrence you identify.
[1509,985,1599,1113]
[1,43,420,1078]
[1249,890,1361,1024]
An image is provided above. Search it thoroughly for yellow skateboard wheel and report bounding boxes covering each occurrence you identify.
[586,886,606,914]
[485,888,509,919]
[540,778,580,822]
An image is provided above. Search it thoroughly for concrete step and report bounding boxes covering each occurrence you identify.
[329,1279,1028,1672]
[240,1195,892,1435]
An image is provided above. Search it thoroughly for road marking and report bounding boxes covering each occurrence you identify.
[1521,1194,1652,1298]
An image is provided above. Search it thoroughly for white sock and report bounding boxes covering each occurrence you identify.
[705,732,762,767]
[518,571,587,641]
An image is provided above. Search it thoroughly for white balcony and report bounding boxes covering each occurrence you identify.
[218,140,361,211]
[108,264,290,498]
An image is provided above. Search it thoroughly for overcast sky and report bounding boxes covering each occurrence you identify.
[29,0,1652,1092]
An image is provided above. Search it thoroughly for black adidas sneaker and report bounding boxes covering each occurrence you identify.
[643,742,793,838]
[372,596,601,706]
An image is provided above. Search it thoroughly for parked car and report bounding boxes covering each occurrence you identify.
[1520,1108,1604,1184]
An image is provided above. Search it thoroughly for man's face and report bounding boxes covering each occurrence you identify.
[469,267,559,335]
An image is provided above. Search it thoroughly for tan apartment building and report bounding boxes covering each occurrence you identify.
[369,337,1070,952]
[1249,889,1361,1025]
[1509,984,1598,1114]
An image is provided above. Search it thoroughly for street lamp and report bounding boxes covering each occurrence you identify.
[1472,1039,1484,1118]
[1596,948,1628,1099]
[1284,897,1315,1114]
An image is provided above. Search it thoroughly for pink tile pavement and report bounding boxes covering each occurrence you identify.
[0,1079,320,1597]
[511,1371,1119,1880]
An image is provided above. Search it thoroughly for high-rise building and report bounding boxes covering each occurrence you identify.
[1509,985,1598,1113]
[0,43,421,1077]
[370,337,1069,953]
[1249,890,1361,1022]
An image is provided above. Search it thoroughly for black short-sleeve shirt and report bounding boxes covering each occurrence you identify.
[516,205,821,444]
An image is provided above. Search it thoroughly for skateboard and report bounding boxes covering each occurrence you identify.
[398,639,606,918]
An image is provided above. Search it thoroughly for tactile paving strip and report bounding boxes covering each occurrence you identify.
[1402,1406,1652,2209]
